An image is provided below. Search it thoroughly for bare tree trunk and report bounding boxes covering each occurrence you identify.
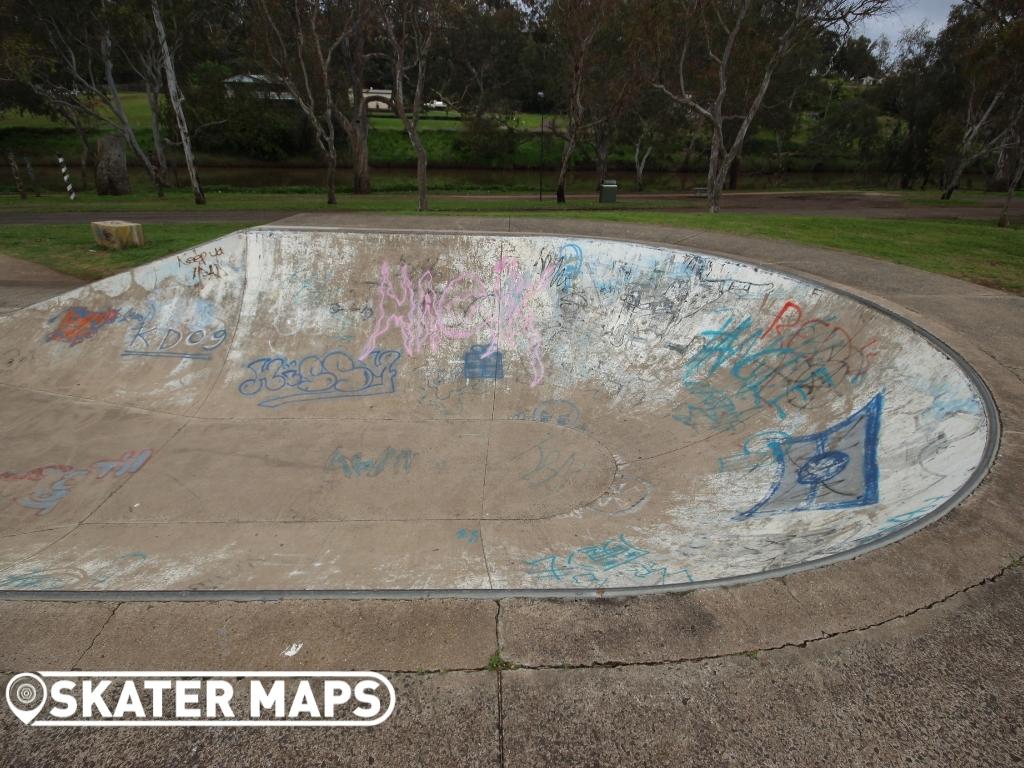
[556,134,575,204]
[151,0,204,204]
[349,110,372,194]
[728,155,740,190]
[100,16,159,190]
[69,112,92,191]
[326,152,338,205]
[414,142,428,212]
[774,130,785,180]
[940,155,971,200]
[634,139,651,191]
[144,82,168,197]
[998,146,1024,228]
[990,142,1010,191]
[376,1,434,209]
[706,133,723,213]
[594,128,611,184]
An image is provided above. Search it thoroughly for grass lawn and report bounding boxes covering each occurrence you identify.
[0,190,1020,294]
[549,211,1024,295]
[0,189,695,213]
[0,93,154,133]
[0,223,252,282]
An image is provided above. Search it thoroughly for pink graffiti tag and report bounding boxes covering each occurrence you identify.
[359,257,555,386]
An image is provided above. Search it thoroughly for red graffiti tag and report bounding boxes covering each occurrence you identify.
[46,306,119,346]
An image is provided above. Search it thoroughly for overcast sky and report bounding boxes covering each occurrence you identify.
[858,0,958,40]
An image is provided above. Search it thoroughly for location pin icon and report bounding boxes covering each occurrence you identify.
[6,673,47,725]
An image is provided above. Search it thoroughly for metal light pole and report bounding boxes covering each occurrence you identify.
[538,91,545,202]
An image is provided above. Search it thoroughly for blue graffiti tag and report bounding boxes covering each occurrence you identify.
[457,528,480,544]
[674,304,876,430]
[736,392,883,520]
[238,348,400,407]
[524,534,694,588]
[325,447,414,477]
[463,344,504,379]
[512,399,584,430]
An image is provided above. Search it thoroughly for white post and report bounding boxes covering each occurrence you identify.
[57,155,77,201]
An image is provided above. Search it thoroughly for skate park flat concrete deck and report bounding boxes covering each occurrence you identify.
[1,214,1022,766]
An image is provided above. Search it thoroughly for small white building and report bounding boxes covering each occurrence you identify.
[226,76,399,112]
[223,74,294,101]
[363,88,393,112]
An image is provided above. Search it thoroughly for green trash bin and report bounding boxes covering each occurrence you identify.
[599,179,617,203]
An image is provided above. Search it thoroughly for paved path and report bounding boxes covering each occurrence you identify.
[0,254,83,315]
[0,214,1021,766]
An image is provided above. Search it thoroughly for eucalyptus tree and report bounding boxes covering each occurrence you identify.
[252,0,376,200]
[651,0,895,212]
[934,0,1024,200]
[375,0,450,211]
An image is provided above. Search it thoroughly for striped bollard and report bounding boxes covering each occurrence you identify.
[57,155,77,201]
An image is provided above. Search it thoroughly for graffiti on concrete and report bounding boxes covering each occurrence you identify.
[0,553,148,589]
[45,306,120,346]
[414,364,489,417]
[463,344,504,380]
[0,450,152,514]
[674,298,879,431]
[325,447,415,477]
[457,528,480,544]
[736,392,883,520]
[122,323,228,360]
[44,300,229,362]
[2,230,995,592]
[524,534,693,588]
[519,436,583,490]
[178,246,226,282]
[512,399,584,430]
[238,348,400,408]
[535,242,584,294]
[359,255,554,386]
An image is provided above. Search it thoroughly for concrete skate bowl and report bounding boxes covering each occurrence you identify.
[0,228,997,596]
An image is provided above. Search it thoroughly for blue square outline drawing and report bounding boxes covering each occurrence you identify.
[735,391,883,520]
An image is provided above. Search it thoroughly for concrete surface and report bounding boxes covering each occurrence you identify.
[0,214,1021,766]
[0,254,83,316]
[0,224,995,594]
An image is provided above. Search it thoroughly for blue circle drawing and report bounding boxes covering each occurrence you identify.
[796,451,850,485]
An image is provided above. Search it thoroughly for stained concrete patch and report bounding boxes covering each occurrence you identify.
[500,568,1024,768]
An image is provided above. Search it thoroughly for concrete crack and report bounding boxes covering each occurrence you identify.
[380,555,1021,677]
[495,599,506,768]
[70,601,121,670]
[493,554,1023,674]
